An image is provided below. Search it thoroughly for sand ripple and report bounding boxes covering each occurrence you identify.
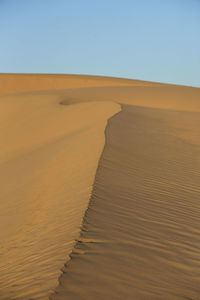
[52,105,200,299]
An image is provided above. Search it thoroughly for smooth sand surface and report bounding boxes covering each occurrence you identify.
[0,74,200,299]
[0,73,160,96]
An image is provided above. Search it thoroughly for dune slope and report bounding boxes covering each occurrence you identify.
[0,74,200,299]
[52,105,200,299]
[0,90,120,299]
[0,73,160,96]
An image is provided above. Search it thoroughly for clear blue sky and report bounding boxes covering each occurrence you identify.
[0,0,200,86]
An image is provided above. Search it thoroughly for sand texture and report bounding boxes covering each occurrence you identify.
[52,105,200,299]
[0,74,200,299]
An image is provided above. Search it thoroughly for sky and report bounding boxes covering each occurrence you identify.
[0,0,200,87]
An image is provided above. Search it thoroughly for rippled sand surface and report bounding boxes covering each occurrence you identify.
[52,105,200,299]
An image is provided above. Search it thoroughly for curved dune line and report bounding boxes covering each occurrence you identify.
[51,104,200,299]
[0,74,199,299]
[0,73,162,96]
[2,83,199,113]
[0,91,120,299]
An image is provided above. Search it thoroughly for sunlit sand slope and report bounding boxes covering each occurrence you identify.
[52,105,200,299]
[0,73,160,96]
[0,91,120,299]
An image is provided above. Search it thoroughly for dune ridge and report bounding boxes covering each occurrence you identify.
[52,104,200,299]
[0,74,199,299]
[0,73,162,96]
[0,86,120,299]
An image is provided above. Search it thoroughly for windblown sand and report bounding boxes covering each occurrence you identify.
[0,74,200,299]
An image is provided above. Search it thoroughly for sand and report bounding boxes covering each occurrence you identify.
[0,73,160,96]
[0,83,120,299]
[52,105,200,299]
[0,74,200,299]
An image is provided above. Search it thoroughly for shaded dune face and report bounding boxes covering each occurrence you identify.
[52,105,200,300]
[0,74,200,299]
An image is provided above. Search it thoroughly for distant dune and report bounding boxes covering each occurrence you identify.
[0,74,200,299]
[0,73,161,96]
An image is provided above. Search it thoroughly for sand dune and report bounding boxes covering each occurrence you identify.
[0,74,160,96]
[0,74,200,299]
[0,86,120,299]
[52,105,200,299]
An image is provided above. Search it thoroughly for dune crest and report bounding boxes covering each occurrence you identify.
[0,90,120,299]
[52,105,200,299]
[0,73,160,96]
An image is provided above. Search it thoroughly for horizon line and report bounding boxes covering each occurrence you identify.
[0,72,199,89]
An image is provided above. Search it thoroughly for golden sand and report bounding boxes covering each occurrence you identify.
[0,74,199,299]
